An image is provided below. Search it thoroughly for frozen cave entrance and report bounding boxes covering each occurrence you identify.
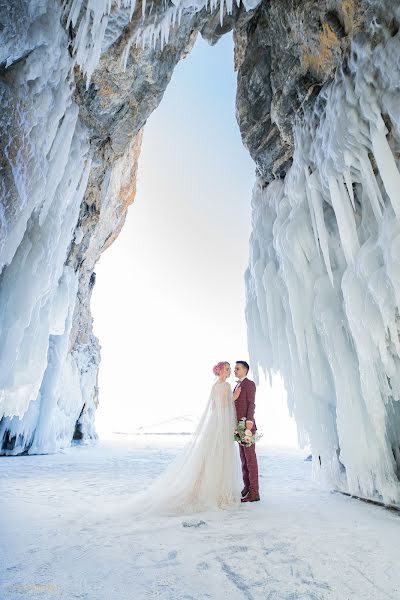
[2,0,400,510]
[90,31,264,444]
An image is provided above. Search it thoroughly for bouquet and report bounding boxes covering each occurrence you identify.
[234,418,262,447]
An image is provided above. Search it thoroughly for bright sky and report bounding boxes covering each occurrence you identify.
[92,33,298,446]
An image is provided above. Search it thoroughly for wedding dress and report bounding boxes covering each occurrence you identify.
[127,381,242,516]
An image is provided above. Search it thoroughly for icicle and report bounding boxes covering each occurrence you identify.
[308,170,334,284]
[65,0,83,28]
[129,0,137,19]
[371,120,400,219]
[219,0,225,26]
[356,149,384,221]
[122,36,134,71]
[343,154,355,211]
[304,167,321,258]
[328,175,359,265]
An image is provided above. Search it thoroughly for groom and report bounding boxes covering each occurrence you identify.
[234,361,260,502]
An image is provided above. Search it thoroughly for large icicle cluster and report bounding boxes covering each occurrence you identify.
[64,0,261,79]
[246,29,400,506]
[0,3,93,454]
[125,0,261,53]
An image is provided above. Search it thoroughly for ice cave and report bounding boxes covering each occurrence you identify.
[1,0,400,509]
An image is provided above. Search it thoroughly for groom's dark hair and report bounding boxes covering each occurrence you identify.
[236,361,249,373]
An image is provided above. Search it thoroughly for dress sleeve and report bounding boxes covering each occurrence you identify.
[216,383,232,407]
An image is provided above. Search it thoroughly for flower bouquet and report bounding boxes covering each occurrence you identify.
[234,417,262,447]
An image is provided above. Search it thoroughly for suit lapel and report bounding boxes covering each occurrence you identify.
[235,377,247,395]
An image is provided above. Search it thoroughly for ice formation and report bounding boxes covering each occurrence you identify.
[0,3,95,454]
[246,30,400,506]
[63,0,261,79]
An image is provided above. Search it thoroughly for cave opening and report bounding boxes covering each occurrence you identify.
[91,32,297,446]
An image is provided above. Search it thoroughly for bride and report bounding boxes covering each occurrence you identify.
[128,361,242,516]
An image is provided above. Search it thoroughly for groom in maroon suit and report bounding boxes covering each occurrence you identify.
[234,361,260,502]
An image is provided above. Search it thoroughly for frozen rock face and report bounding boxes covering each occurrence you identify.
[0,2,92,454]
[1,0,400,509]
[244,2,400,505]
[235,0,396,182]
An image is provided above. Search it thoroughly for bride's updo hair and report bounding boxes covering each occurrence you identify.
[213,361,229,376]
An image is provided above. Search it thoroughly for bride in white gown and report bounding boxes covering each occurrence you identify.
[127,361,242,516]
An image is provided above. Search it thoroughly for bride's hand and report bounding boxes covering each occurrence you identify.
[233,386,241,401]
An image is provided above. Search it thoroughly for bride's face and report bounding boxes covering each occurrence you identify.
[223,363,231,378]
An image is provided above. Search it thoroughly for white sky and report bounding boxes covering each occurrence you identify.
[91,33,299,446]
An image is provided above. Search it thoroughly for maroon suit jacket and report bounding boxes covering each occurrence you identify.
[234,377,257,433]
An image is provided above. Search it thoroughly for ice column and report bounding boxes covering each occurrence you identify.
[0,3,92,454]
[246,31,400,506]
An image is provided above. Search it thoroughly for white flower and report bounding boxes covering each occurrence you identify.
[245,429,252,436]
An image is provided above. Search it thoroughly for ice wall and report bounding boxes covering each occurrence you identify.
[0,3,95,454]
[246,30,400,506]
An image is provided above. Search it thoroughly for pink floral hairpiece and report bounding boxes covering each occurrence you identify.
[213,361,229,376]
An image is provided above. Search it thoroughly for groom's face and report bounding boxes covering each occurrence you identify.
[235,364,247,379]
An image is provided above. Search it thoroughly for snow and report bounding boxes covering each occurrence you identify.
[246,30,400,506]
[1,435,399,599]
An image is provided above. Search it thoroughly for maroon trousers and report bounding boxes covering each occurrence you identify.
[239,443,259,494]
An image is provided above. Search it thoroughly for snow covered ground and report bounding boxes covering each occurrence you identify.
[1,435,399,600]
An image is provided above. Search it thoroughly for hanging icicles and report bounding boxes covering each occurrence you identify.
[246,29,400,507]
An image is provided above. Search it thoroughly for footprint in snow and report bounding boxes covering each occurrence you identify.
[182,520,206,528]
